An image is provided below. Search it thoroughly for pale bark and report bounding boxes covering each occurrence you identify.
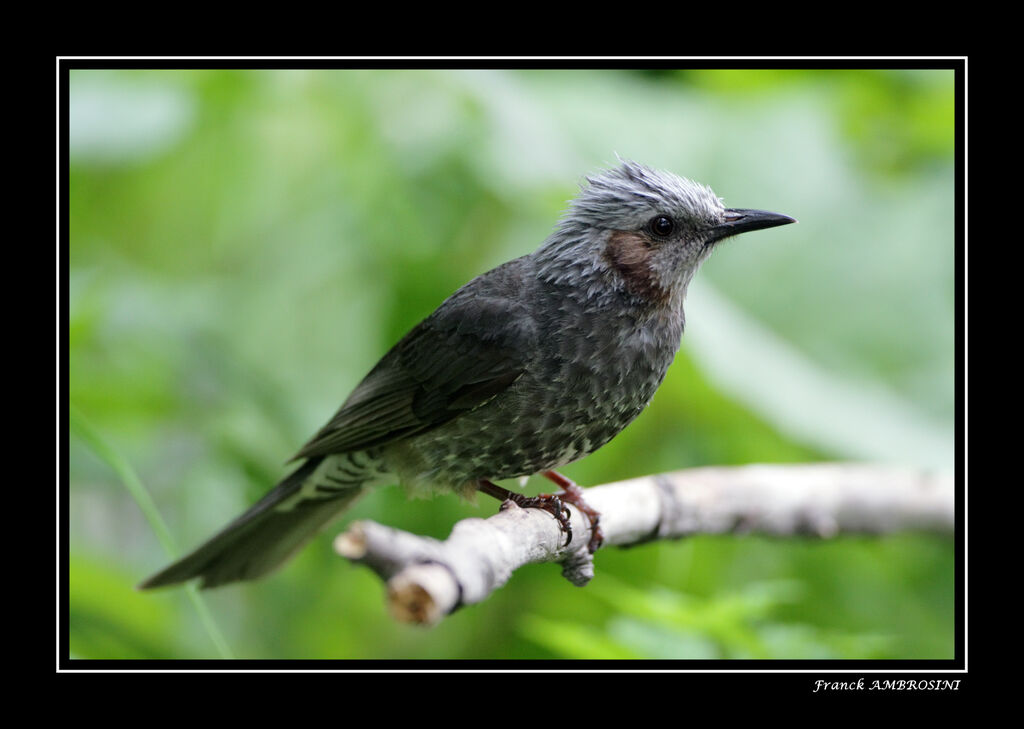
[334,462,954,626]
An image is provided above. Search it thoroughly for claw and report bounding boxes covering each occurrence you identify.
[477,479,574,545]
[541,470,604,552]
[513,492,573,545]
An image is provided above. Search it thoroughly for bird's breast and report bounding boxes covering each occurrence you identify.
[384,287,684,491]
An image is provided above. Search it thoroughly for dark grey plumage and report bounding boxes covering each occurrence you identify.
[139,160,795,589]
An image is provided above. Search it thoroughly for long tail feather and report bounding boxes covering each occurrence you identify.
[138,456,365,590]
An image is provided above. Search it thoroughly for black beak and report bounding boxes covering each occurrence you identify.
[707,208,797,244]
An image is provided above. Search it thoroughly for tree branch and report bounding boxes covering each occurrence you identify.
[333,462,954,626]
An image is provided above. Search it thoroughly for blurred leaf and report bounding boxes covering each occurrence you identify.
[519,615,642,659]
[685,282,954,470]
[526,575,896,660]
[69,554,179,659]
[69,72,196,165]
[607,617,720,659]
[69,404,234,659]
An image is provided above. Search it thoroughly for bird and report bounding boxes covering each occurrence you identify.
[138,160,796,590]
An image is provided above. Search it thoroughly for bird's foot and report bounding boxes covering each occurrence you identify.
[541,470,604,553]
[477,479,573,546]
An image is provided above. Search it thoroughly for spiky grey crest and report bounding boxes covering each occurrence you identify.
[565,159,725,233]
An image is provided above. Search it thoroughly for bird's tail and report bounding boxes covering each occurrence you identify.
[138,455,368,590]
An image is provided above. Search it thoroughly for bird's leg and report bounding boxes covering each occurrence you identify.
[541,470,604,553]
[476,479,572,546]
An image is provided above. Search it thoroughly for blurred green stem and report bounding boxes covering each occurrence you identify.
[69,403,235,659]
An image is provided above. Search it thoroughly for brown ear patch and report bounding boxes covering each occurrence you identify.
[603,230,669,303]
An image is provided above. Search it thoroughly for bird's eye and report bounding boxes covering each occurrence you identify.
[650,215,675,237]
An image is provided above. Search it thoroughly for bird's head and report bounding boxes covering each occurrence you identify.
[537,160,796,308]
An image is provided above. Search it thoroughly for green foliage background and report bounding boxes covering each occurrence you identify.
[67,68,957,660]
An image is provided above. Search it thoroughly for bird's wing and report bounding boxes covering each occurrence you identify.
[293,260,536,459]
